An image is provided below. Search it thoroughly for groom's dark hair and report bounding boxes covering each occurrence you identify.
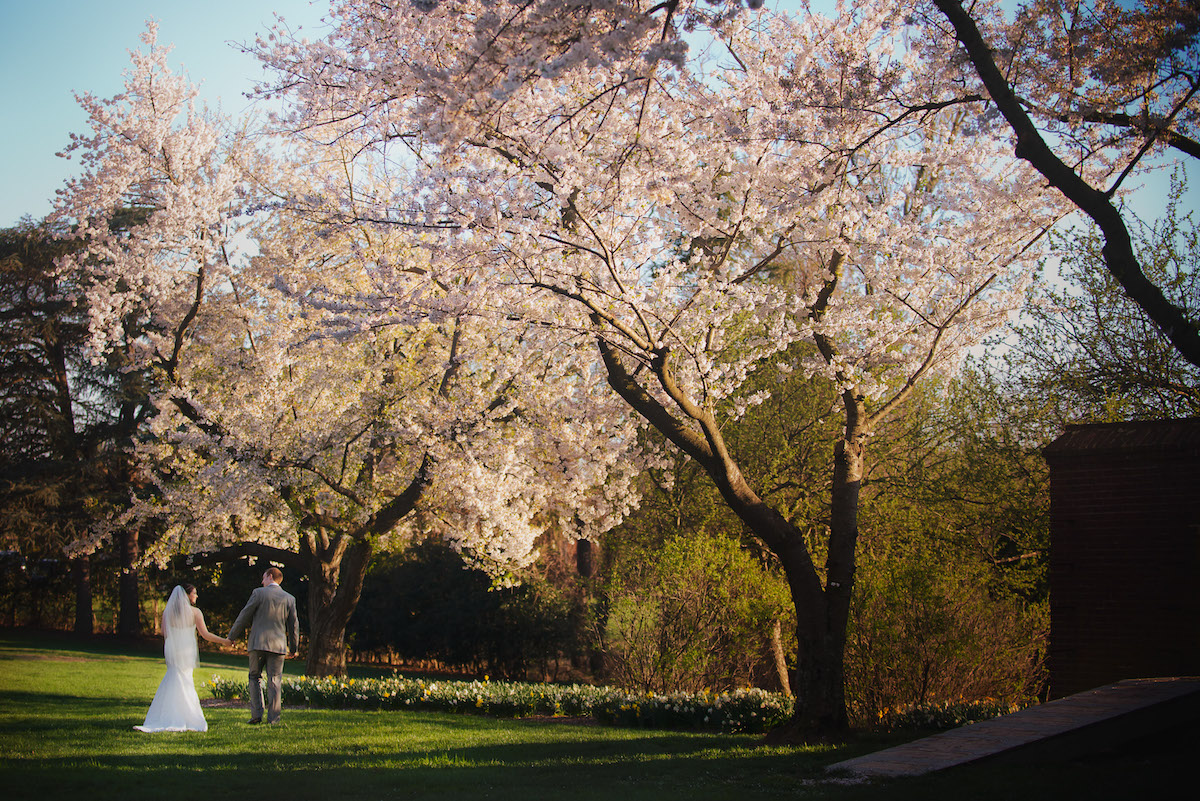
[264,567,283,583]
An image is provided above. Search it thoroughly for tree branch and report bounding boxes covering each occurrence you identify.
[365,452,431,537]
[932,0,1200,367]
[593,325,713,465]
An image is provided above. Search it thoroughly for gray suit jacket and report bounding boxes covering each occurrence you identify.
[228,583,299,655]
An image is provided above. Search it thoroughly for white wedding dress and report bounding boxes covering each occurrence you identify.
[135,586,208,732]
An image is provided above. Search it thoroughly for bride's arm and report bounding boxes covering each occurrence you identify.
[193,608,232,646]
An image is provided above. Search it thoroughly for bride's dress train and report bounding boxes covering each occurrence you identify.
[135,588,208,732]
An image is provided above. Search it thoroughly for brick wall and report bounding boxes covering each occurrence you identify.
[1044,420,1200,698]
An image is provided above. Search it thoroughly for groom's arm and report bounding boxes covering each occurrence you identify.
[227,590,261,642]
[286,598,299,656]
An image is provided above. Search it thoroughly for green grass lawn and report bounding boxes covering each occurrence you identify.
[1,629,1192,800]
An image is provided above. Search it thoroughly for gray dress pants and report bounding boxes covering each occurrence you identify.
[248,650,286,723]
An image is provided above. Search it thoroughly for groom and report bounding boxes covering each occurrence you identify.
[228,567,300,725]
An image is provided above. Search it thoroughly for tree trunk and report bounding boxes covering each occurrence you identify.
[699,472,852,738]
[575,538,597,577]
[763,556,845,740]
[71,555,93,635]
[597,334,856,739]
[703,452,861,738]
[769,617,792,697]
[807,413,867,726]
[116,527,141,637]
[303,531,373,677]
[769,393,867,740]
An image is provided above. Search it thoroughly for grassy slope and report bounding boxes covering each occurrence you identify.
[1,630,1192,801]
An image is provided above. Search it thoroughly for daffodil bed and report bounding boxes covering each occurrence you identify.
[873,698,1031,732]
[209,674,794,733]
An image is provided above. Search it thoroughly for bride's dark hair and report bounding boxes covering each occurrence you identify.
[182,583,196,595]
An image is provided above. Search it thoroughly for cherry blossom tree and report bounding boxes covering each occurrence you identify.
[52,24,238,637]
[138,197,641,674]
[254,0,1065,732]
[55,25,640,675]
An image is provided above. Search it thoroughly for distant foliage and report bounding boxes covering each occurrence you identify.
[0,553,72,629]
[1001,176,1200,423]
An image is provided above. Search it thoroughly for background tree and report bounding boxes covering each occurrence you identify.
[845,536,1047,721]
[0,219,92,631]
[598,350,1049,718]
[998,175,1200,422]
[845,370,1051,721]
[928,0,1200,366]
[0,217,156,635]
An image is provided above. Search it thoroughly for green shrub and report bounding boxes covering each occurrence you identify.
[845,539,1047,726]
[599,533,792,694]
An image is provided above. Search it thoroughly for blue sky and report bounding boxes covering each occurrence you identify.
[0,0,329,226]
[1,1,1185,229]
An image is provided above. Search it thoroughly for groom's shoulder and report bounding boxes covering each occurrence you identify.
[266,583,296,602]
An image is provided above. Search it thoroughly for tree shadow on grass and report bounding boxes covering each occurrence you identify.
[0,629,362,677]
[1,690,142,728]
[7,694,1193,801]
[0,630,163,660]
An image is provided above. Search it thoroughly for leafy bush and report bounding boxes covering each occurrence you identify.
[845,539,1047,726]
[208,674,793,733]
[598,533,792,694]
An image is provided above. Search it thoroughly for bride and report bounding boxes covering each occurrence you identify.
[135,584,231,732]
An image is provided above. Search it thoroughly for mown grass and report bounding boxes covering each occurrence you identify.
[1,629,1192,801]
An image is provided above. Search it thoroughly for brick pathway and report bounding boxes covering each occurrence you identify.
[826,677,1200,779]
